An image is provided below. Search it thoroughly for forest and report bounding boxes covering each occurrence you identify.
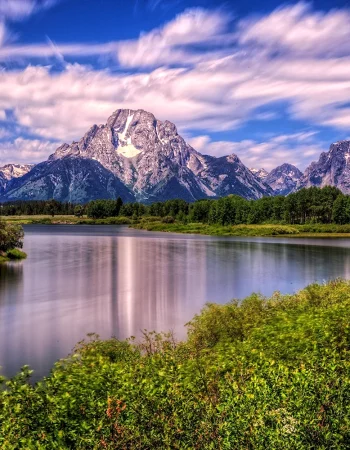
[2,186,350,225]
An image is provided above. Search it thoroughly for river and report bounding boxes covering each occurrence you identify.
[1,224,350,380]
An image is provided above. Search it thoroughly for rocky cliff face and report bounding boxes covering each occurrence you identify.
[250,168,269,181]
[265,163,303,196]
[297,140,350,194]
[0,164,34,194]
[1,109,272,203]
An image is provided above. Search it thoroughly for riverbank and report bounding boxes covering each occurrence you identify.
[1,279,349,448]
[1,215,132,225]
[4,215,350,237]
[133,220,350,237]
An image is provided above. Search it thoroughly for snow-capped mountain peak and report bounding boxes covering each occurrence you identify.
[250,168,269,180]
[265,163,302,196]
[1,108,272,203]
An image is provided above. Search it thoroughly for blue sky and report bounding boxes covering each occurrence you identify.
[1,0,350,170]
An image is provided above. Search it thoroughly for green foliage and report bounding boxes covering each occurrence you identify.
[161,215,175,224]
[0,220,24,253]
[74,205,84,217]
[6,248,27,260]
[1,280,349,448]
[86,198,124,219]
[46,199,61,217]
[0,200,78,216]
[134,222,300,236]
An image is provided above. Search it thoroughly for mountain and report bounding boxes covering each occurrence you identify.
[1,109,272,203]
[0,164,34,194]
[250,168,269,181]
[265,163,303,196]
[297,140,350,194]
[3,158,134,204]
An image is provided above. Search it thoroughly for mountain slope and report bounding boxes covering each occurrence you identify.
[1,109,272,203]
[199,155,274,199]
[0,164,34,194]
[298,140,350,194]
[3,158,134,203]
[265,163,303,196]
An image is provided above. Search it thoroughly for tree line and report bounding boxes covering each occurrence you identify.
[1,186,350,224]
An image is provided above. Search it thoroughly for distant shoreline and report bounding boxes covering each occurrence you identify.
[3,215,350,238]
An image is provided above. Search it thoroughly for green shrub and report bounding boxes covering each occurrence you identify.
[161,216,175,224]
[6,248,27,260]
[0,220,24,252]
[0,280,349,448]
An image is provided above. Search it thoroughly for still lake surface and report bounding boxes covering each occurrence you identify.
[1,224,350,380]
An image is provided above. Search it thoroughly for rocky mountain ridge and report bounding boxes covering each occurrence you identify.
[297,140,350,194]
[1,109,272,203]
[265,163,303,196]
[1,109,350,202]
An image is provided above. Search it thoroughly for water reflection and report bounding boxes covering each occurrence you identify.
[1,225,350,380]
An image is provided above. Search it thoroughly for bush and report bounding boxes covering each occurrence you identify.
[74,205,84,217]
[0,280,349,448]
[0,220,24,252]
[6,248,27,260]
[161,215,175,224]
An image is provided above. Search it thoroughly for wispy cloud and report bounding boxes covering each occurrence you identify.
[0,137,57,164]
[118,7,232,68]
[0,0,62,22]
[238,2,350,57]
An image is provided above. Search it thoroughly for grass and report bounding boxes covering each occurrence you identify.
[134,220,350,237]
[1,215,132,225]
[133,221,300,236]
[0,279,349,448]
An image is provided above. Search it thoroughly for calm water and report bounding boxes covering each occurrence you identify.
[1,224,350,380]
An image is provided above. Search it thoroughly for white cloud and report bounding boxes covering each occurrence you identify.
[238,2,350,57]
[0,0,61,22]
[115,8,232,68]
[0,138,57,164]
[0,0,36,21]
[2,3,350,167]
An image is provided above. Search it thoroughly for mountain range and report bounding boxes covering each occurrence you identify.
[1,109,350,203]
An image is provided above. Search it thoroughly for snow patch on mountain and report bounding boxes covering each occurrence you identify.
[117,141,141,158]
